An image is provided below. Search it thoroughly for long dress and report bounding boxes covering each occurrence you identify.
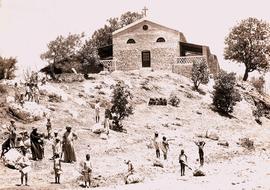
[30,131,44,160]
[62,131,77,163]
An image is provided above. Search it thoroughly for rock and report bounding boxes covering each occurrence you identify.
[74,98,87,106]
[218,140,229,147]
[237,138,254,150]
[67,110,79,119]
[193,169,206,177]
[47,105,56,111]
[57,73,84,83]
[92,123,105,134]
[39,85,68,102]
[153,159,164,168]
[6,96,15,103]
[9,102,50,122]
[126,174,144,184]
[206,130,219,141]
[3,149,23,168]
[100,133,108,140]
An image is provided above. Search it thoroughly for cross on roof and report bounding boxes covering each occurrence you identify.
[142,6,148,17]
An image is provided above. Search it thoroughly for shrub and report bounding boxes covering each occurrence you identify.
[191,59,209,90]
[168,94,180,107]
[0,56,17,80]
[213,71,241,114]
[0,84,7,94]
[110,81,133,131]
[250,76,265,93]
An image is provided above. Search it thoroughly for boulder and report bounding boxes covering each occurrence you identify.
[205,130,219,141]
[92,123,105,134]
[193,169,206,177]
[217,140,229,147]
[100,133,108,140]
[57,73,84,83]
[126,174,144,184]
[9,102,50,122]
[6,96,15,103]
[39,85,68,102]
[153,159,164,168]
[3,149,22,168]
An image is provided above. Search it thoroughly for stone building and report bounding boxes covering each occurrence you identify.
[100,17,220,77]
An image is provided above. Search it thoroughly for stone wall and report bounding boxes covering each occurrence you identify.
[172,64,193,78]
[113,20,182,71]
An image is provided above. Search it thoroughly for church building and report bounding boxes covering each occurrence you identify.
[100,17,220,77]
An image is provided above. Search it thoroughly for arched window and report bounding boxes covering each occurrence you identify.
[156,37,166,42]
[127,39,136,44]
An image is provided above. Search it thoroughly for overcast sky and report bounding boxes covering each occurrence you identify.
[0,0,270,79]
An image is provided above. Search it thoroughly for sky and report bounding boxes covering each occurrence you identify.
[0,0,270,82]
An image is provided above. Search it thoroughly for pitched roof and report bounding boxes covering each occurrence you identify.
[112,17,181,36]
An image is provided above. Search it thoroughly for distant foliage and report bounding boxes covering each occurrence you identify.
[191,59,209,90]
[213,71,241,114]
[168,94,180,107]
[91,11,143,48]
[0,56,17,80]
[250,76,265,93]
[224,17,270,81]
[110,81,133,131]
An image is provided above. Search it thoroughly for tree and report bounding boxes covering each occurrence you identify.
[40,33,84,78]
[0,56,17,80]
[110,81,133,131]
[191,59,209,90]
[213,71,241,114]
[77,39,101,73]
[91,11,143,48]
[224,17,270,81]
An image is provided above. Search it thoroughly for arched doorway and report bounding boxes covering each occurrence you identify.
[142,50,151,67]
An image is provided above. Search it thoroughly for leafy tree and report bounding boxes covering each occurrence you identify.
[40,33,84,78]
[224,17,270,81]
[213,71,241,114]
[91,11,143,48]
[191,59,209,90]
[110,81,133,131]
[77,39,101,73]
[0,56,17,80]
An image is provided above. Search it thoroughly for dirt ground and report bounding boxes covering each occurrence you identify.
[0,70,270,190]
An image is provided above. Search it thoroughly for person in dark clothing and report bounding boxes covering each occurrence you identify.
[30,127,44,160]
[195,141,205,166]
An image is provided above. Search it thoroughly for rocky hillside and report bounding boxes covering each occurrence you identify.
[0,70,270,190]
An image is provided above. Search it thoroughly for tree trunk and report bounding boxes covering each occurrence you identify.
[243,68,249,81]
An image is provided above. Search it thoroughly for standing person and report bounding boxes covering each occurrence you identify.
[52,137,61,159]
[160,136,169,160]
[124,160,134,184]
[7,120,17,148]
[32,84,39,104]
[25,83,31,101]
[46,118,52,139]
[62,126,77,163]
[30,127,44,160]
[179,149,188,176]
[83,154,92,188]
[17,148,31,186]
[153,132,160,158]
[53,153,62,184]
[95,100,100,123]
[19,93,25,107]
[195,141,206,167]
[104,117,110,135]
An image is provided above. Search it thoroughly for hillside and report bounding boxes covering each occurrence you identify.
[0,70,270,190]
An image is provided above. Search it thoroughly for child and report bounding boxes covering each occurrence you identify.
[179,149,187,176]
[46,118,52,139]
[17,148,31,186]
[53,153,62,184]
[95,100,100,123]
[83,154,92,188]
[160,136,169,160]
[153,132,160,158]
[124,160,134,184]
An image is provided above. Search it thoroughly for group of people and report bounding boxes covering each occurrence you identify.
[14,72,42,107]
[152,131,206,176]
